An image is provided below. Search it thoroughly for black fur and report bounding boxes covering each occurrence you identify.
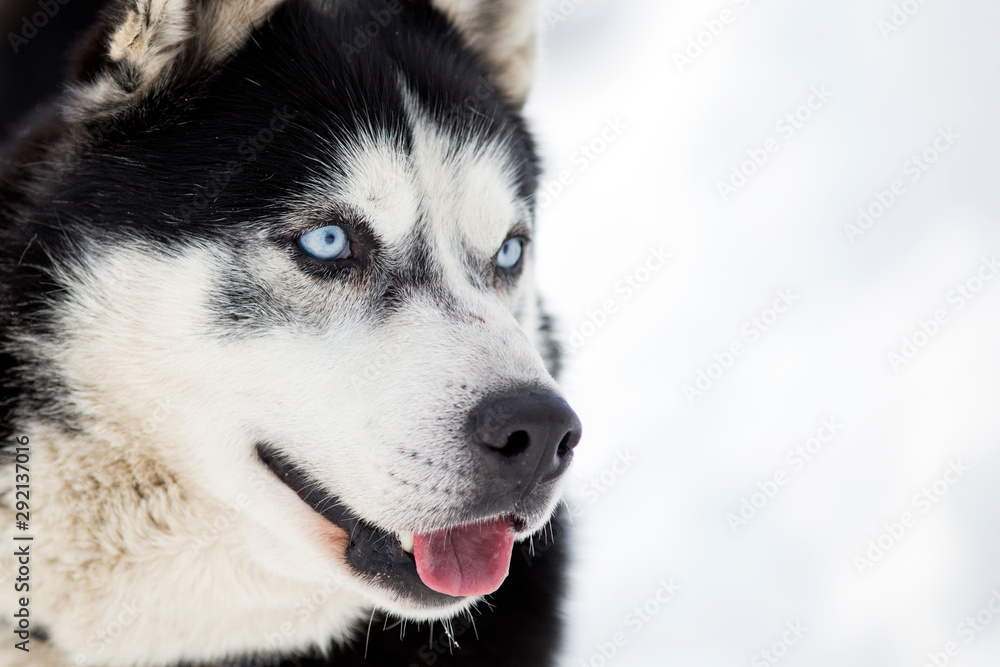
[0,0,107,144]
[0,0,567,665]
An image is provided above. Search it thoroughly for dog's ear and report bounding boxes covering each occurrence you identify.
[429,0,538,108]
[67,0,283,117]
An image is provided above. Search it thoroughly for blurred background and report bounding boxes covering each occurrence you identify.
[526,1,1000,665]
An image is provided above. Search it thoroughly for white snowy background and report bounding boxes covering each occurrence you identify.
[525,1,1000,666]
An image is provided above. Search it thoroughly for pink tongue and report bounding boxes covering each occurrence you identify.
[413,518,515,597]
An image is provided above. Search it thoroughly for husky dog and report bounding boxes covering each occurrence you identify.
[0,0,582,664]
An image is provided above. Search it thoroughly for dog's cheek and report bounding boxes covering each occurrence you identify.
[310,515,351,558]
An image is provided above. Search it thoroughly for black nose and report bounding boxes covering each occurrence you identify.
[473,389,582,487]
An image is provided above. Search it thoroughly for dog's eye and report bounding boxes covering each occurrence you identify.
[299,225,351,261]
[496,238,524,271]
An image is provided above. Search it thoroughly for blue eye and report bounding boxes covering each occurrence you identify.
[496,238,524,271]
[299,225,351,260]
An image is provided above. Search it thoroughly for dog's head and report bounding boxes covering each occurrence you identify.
[3,0,580,628]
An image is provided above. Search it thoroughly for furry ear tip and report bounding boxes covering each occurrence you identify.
[431,0,539,110]
[64,0,283,115]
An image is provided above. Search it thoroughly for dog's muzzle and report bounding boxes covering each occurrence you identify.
[258,386,581,607]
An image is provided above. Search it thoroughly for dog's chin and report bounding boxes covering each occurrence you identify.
[256,443,559,616]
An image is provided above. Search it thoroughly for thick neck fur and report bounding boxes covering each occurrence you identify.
[0,422,370,667]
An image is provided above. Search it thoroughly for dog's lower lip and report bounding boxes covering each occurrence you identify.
[255,443,530,603]
[255,443,446,600]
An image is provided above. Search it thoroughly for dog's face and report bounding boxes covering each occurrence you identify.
[6,0,579,632]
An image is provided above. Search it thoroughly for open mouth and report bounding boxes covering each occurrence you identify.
[256,444,528,604]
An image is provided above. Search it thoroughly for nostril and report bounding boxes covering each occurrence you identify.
[556,431,575,458]
[496,430,531,458]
